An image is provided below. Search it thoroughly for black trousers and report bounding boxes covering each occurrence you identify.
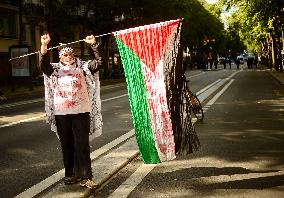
[55,113,92,179]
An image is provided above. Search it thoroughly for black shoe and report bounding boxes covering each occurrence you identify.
[64,177,82,185]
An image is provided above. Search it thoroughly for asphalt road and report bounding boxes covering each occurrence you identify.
[1,64,284,198]
[0,83,133,198]
[92,66,284,198]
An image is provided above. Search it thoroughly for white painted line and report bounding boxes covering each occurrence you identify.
[90,130,134,159]
[1,70,238,110]
[0,83,126,110]
[0,98,44,110]
[227,70,240,79]
[195,70,240,97]
[106,75,237,198]
[15,130,135,198]
[1,71,236,129]
[196,79,222,96]
[197,79,229,103]
[103,83,125,90]
[11,72,240,197]
[1,70,236,129]
[188,71,205,79]
[197,70,240,103]
[108,164,157,198]
[0,115,46,128]
[206,79,234,106]
[102,94,128,102]
[14,169,65,198]
[0,94,129,129]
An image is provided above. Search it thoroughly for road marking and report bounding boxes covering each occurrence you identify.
[0,115,46,128]
[0,69,239,128]
[0,83,126,110]
[0,98,44,110]
[108,76,237,197]
[0,70,239,110]
[103,83,125,90]
[197,70,240,102]
[90,129,134,159]
[108,164,157,198]
[11,72,239,197]
[108,168,283,198]
[15,130,135,198]
[206,79,234,106]
[197,79,230,103]
[0,94,129,128]
[227,70,240,79]
[1,70,239,128]
[102,93,128,102]
[188,71,205,78]
[200,79,234,115]
[196,79,222,96]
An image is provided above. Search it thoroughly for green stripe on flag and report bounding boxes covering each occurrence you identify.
[115,37,160,163]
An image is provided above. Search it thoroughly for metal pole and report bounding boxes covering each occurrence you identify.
[9,32,113,61]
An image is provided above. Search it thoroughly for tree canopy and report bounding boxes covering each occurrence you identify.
[37,0,283,71]
[40,0,226,53]
[220,0,283,53]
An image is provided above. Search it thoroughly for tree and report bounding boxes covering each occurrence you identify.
[220,0,284,71]
[39,0,227,72]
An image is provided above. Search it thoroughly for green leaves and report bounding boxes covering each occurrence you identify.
[220,0,281,53]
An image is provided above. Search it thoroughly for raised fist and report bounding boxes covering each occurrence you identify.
[84,35,95,44]
[41,34,51,46]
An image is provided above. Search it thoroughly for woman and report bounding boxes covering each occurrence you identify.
[40,33,102,189]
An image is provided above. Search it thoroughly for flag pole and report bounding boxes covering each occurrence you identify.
[9,32,113,61]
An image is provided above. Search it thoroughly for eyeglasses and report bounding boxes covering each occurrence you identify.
[61,53,74,58]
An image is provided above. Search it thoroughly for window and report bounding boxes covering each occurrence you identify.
[0,15,17,38]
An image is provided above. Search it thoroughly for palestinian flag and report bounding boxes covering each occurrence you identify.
[114,19,182,164]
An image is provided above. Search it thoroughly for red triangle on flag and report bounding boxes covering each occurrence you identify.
[116,20,180,72]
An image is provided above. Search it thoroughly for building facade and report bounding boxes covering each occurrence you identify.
[0,0,44,83]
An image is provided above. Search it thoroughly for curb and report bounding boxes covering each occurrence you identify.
[31,136,139,198]
[82,151,140,198]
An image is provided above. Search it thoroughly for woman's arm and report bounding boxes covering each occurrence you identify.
[40,52,54,77]
[89,43,103,74]
[40,34,54,77]
[84,35,103,74]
